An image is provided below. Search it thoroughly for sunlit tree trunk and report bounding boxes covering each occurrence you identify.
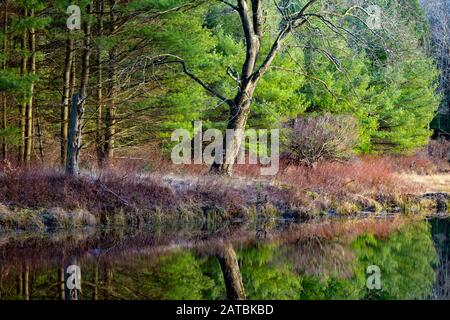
[61,33,74,166]
[104,0,118,164]
[25,8,36,164]
[23,263,29,300]
[96,0,105,166]
[19,7,28,164]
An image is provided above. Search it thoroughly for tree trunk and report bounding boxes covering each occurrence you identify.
[105,266,113,299]
[23,263,29,300]
[93,263,99,300]
[66,3,92,176]
[35,106,44,160]
[96,0,105,166]
[58,267,65,300]
[16,273,22,297]
[1,4,7,159]
[61,34,74,165]
[216,243,246,300]
[79,3,92,101]
[66,94,83,175]
[25,9,36,164]
[210,86,255,176]
[19,8,28,164]
[104,0,118,164]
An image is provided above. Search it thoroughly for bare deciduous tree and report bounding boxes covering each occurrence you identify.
[154,0,389,175]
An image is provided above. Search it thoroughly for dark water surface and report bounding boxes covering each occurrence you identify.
[0,216,449,300]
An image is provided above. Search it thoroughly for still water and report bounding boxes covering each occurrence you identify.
[0,216,448,300]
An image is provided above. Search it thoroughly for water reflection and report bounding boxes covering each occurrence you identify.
[0,217,447,300]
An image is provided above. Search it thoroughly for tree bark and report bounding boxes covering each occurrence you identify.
[19,8,28,164]
[79,3,92,101]
[1,4,7,159]
[25,8,36,164]
[35,105,44,160]
[104,0,118,164]
[58,267,65,300]
[216,243,246,300]
[61,34,74,166]
[66,3,92,175]
[23,263,29,300]
[66,93,83,175]
[210,87,255,176]
[96,0,105,165]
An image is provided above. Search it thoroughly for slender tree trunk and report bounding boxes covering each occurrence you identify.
[25,8,36,164]
[216,243,246,300]
[19,8,28,164]
[104,0,118,164]
[1,94,6,160]
[58,267,65,300]
[1,4,7,159]
[61,34,74,166]
[79,3,92,101]
[16,273,23,297]
[105,267,113,299]
[93,263,99,300]
[23,263,29,300]
[0,266,3,299]
[96,0,105,165]
[35,106,44,159]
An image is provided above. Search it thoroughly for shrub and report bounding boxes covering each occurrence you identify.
[428,138,450,162]
[284,113,359,167]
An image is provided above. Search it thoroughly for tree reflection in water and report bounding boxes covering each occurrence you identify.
[0,217,444,300]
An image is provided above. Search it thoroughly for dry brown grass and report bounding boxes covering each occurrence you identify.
[400,173,450,193]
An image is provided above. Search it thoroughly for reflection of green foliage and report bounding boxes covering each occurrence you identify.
[237,221,437,300]
[352,221,437,300]
[299,275,363,300]
[238,243,362,300]
[141,251,215,300]
[238,244,302,300]
[200,256,226,300]
[0,220,440,300]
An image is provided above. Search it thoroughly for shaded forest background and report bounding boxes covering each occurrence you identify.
[0,0,448,171]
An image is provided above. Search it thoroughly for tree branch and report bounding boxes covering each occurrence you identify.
[251,0,319,83]
[152,54,229,102]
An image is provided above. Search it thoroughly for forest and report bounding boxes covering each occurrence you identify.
[0,0,450,303]
[0,0,448,224]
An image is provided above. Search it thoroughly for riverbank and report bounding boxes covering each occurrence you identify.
[0,155,449,231]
